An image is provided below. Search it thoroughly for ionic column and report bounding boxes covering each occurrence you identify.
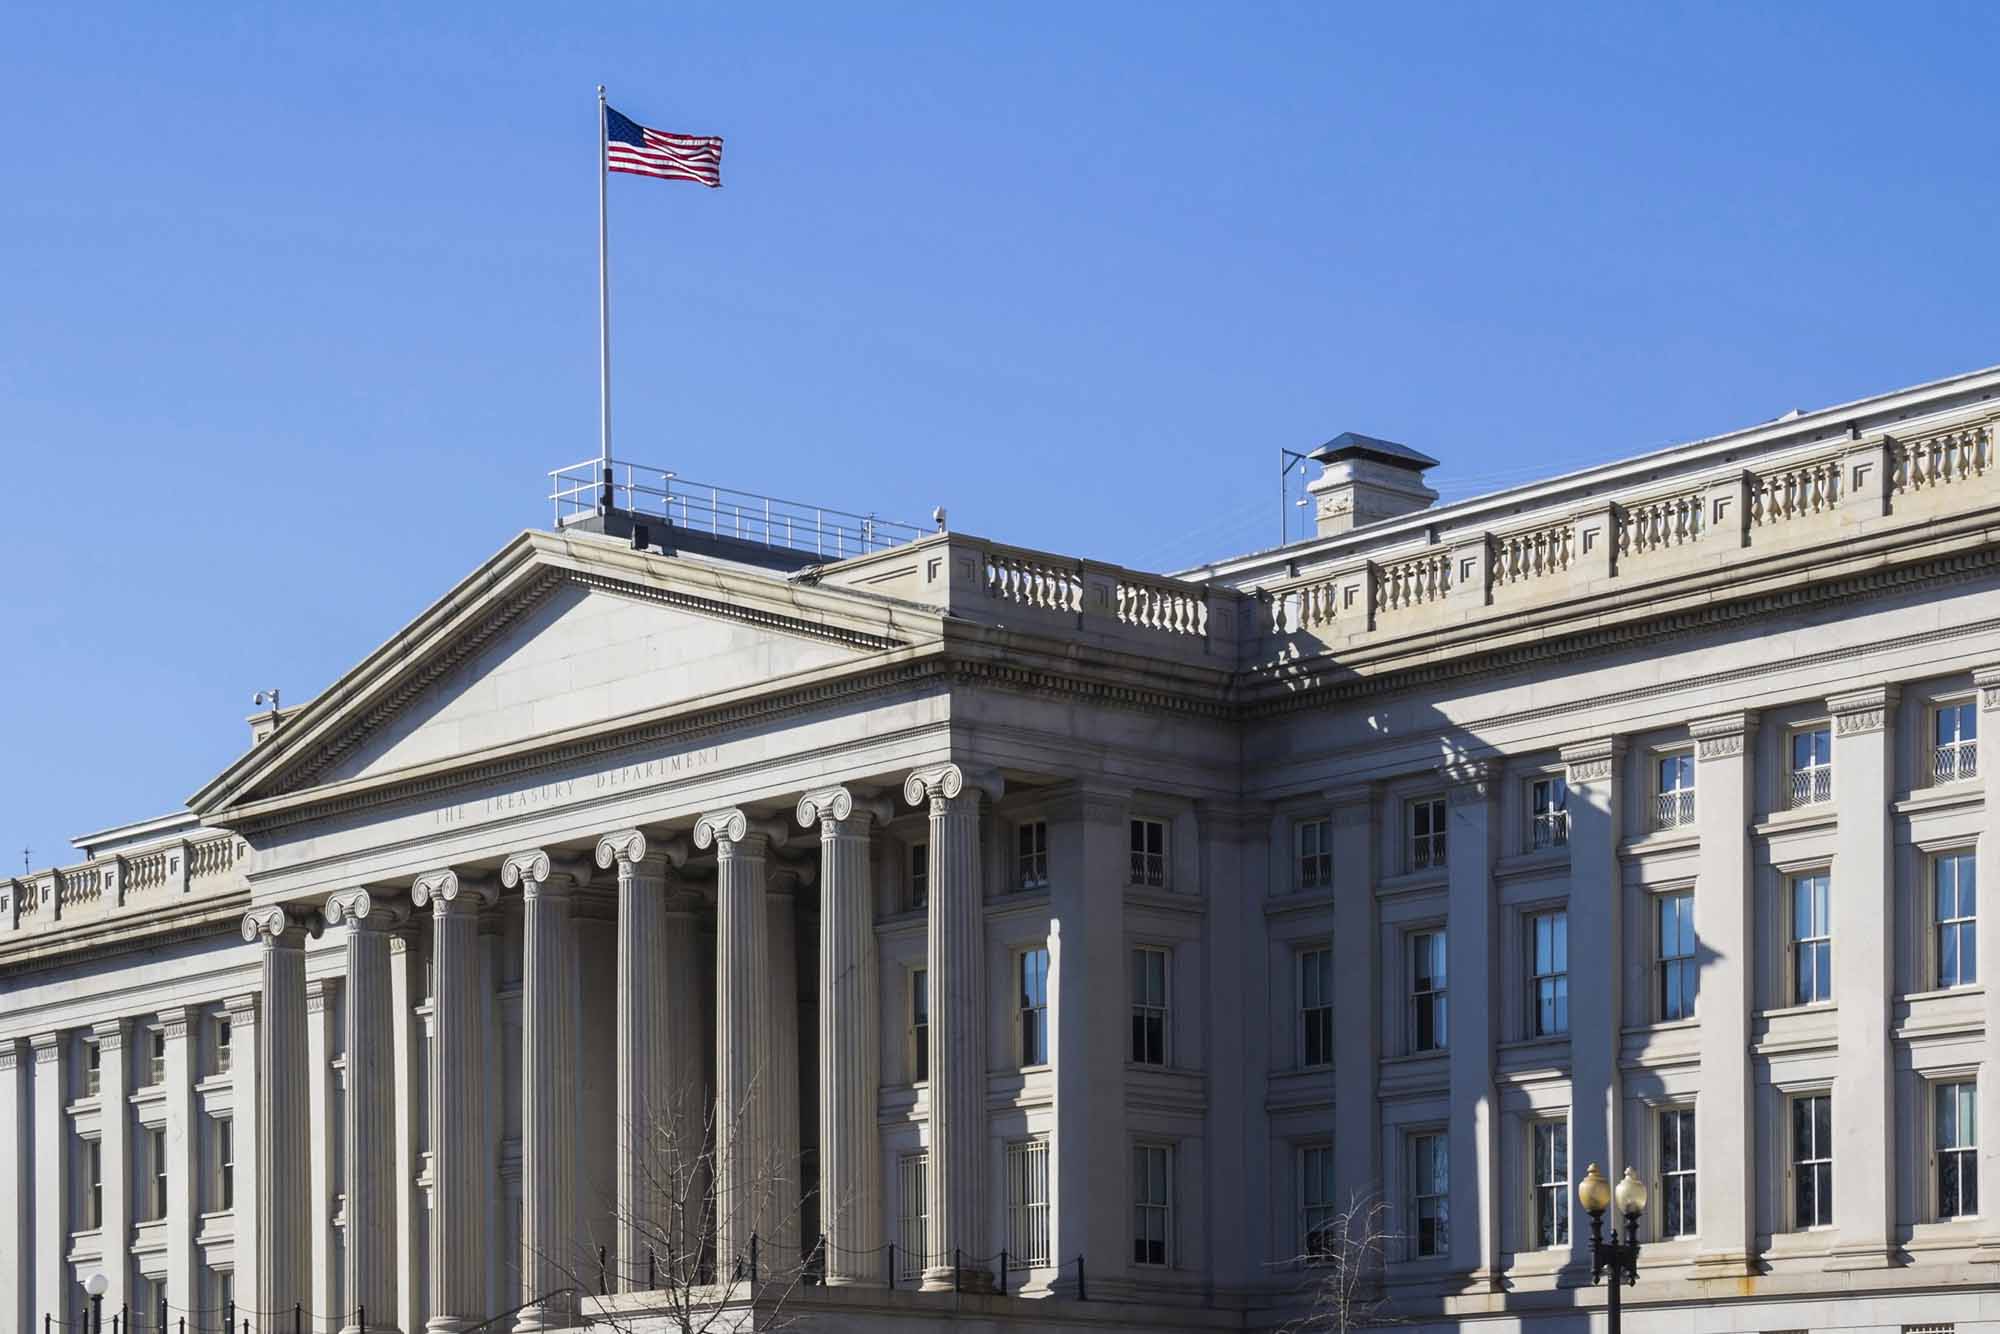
[767,869,803,1264]
[1975,668,2000,1262]
[904,764,993,1292]
[596,830,676,1292]
[1688,714,1755,1275]
[92,1019,130,1316]
[694,809,771,1279]
[1443,765,1499,1288]
[243,905,315,1319]
[503,851,584,1330]
[0,1040,26,1334]
[1827,686,1898,1270]
[326,890,408,1333]
[799,788,889,1285]
[411,869,498,1334]
[28,1034,62,1324]
[1562,738,1625,1277]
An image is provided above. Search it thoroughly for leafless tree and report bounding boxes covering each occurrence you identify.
[1283,1191,1400,1334]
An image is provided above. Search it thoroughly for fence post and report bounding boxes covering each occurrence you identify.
[952,1249,961,1294]
[749,1233,760,1285]
[223,1302,232,1334]
[998,1250,1007,1296]
[647,1247,656,1290]
[1077,1254,1087,1301]
[597,1245,608,1296]
[887,1243,896,1289]
[294,1301,302,1334]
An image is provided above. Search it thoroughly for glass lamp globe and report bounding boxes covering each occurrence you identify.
[85,1272,110,1298]
[1576,1162,1612,1215]
[1614,1166,1650,1219]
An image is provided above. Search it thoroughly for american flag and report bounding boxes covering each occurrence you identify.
[605,106,723,187]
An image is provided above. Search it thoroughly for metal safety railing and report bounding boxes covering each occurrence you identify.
[548,458,932,561]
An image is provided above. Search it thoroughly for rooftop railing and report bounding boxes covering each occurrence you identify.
[549,458,931,562]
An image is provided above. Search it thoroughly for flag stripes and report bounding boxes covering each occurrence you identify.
[605,106,722,187]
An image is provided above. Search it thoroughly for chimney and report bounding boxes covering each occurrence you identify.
[1304,432,1440,537]
[248,708,288,746]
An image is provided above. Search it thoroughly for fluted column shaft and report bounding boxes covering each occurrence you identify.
[510,853,580,1329]
[800,790,882,1286]
[767,882,801,1262]
[698,810,772,1278]
[905,766,987,1291]
[244,906,314,1323]
[661,893,706,1281]
[414,871,493,1334]
[601,832,674,1292]
[328,891,405,1333]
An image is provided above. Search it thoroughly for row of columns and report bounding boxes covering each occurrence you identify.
[236,762,989,1329]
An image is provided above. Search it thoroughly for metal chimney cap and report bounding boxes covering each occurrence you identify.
[1307,432,1439,471]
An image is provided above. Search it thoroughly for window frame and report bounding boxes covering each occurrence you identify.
[908,967,930,1084]
[1657,1106,1696,1240]
[1933,1079,1979,1223]
[897,1151,929,1280]
[1300,1143,1336,1264]
[1786,724,1833,809]
[1131,945,1170,1067]
[1789,1091,1834,1231]
[1295,817,1334,892]
[1932,850,1978,991]
[1786,870,1833,1008]
[1529,1118,1570,1250]
[215,1114,235,1213]
[1930,697,1980,786]
[1129,817,1169,888]
[1525,908,1569,1039]
[1016,820,1049,893]
[80,1133,103,1231]
[907,842,930,913]
[1655,889,1697,1022]
[1131,1142,1174,1267]
[1407,929,1448,1054]
[1299,946,1334,1069]
[1015,946,1050,1068]
[213,1013,233,1077]
[1408,1131,1450,1259]
[146,1125,169,1222]
[1527,775,1569,851]
[1005,1137,1052,1267]
[1407,796,1448,872]
[1653,749,1696,831]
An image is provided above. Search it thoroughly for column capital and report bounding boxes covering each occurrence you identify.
[1690,711,1760,759]
[305,976,341,1016]
[1560,736,1624,782]
[223,993,260,1024]
[1972,665,2000,711]
[412,868,499,914]
[696,808,781,857]
[500,848,590,896]
[595,828,662,873]
[904,762,1004,810]
[30,1033,59,1064]
[0,1037,21,1072]
[90,1018,126,1051]
[156,1006,193,1041]
[241,904,320,946]
[1827,686,1898,735]
[797,785,895,831]
[325,888,409,931]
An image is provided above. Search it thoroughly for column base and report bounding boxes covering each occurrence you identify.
[1969,1236,2000,1264]
[1692,1248,1760,1278]
[822,1273,887,1289]
[1822,1242,1902,1271]
[921,1264,998,1294]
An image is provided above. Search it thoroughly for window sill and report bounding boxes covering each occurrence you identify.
[1905,984,1984,1004]
[1382,1048,1448,1066]
[1495,848,1570,879]
[1754,804,1838,836]
[1622,828,1700,855]
[1377,869,1448,898]
[1761,1001,1838,1021]
[1268,890,1336,917]
[1622,1017,1699,1039]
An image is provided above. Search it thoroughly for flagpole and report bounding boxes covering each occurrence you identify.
[597,84,613,512]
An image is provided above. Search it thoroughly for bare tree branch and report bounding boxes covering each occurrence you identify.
[1280,1190,1400,1334]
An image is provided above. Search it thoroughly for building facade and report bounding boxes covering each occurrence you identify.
[6,365,2000,1333]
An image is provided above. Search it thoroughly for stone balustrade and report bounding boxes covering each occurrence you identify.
[3,832,245,935]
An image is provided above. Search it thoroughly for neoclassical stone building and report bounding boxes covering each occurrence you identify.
[6,364,2000,1334]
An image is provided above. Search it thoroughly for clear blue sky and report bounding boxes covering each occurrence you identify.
[4,2,1998,866]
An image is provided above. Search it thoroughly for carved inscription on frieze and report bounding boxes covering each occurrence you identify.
[433,747,722,827]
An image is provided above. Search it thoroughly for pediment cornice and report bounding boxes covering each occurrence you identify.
[190,531,931,825]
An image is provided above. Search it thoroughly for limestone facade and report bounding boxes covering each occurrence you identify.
[7,365,2000,1332]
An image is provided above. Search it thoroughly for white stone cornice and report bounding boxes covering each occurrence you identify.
[90,1018,125,1051]
[0,1038,21,1072]
[156,1006,192,1041]
[411,867,500,912]
[1560,736,1624,783]
[1691,711,1760,760]
[1827,686,1899,736]
[324,888,408,931]
[241,903,320,945]
[223,993,259,1022]
[31,1034,58,1064]
[693,807,750,850]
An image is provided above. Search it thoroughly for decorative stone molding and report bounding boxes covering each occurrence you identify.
[1974,665,2000,711]
[1560,737,1623,783]
[796,785,853,825]
[0,1039,20,1072]
[223,994,259,1022]
[157,1006,192,1041]
[904,763,1004,810]
[1690,712,1759,760]
[594,828,650,870]
[324,888,408,931]
[31,1034,59,1064]
[1827,686,1898,736]
[241,903,320,944]
[692,807,749,850]
[90,1019,125,1052]
[411,867,500,913]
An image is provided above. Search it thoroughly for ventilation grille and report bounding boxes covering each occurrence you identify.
[1903,1324,1954,1334]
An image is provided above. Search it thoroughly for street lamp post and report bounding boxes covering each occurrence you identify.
[85,1273,109,1334]
[1575,1163,1647,1334]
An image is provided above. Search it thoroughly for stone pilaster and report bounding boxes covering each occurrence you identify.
[306,978,338,1329]
[798,788,885,1285]
[904,764,995,1292]
[694,808,772,1280]
[28,1034,62,1324]
[504,850,584,1329]
[387,930,427,1334]
[326,889,408,1333]
[1688,714,1756,1274]
[243,904,315,1316]
[1977,667,2000,1262]
[157,1009,198,1318]
[1049,782,1125,1295]
[411,868,498,1334]
[1559,738,1623,1278]
[1444,765,1500,1288]
[1327,786,1380,1209]
[596,830,675,1292]
[226,993,263,1311]
[1826,686,1898,1269]
[91,1018,131,1316]
[767,871,802,1266]
[0,1040,25,1334]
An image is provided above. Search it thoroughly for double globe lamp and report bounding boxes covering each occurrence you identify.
[1576,1162,1647,1333]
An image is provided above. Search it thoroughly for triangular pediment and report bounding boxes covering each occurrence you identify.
[191,530,931,821]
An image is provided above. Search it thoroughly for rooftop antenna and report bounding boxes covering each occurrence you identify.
[253,688,282,712]
[1279,448,1315,545]
[20,847,28,875]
